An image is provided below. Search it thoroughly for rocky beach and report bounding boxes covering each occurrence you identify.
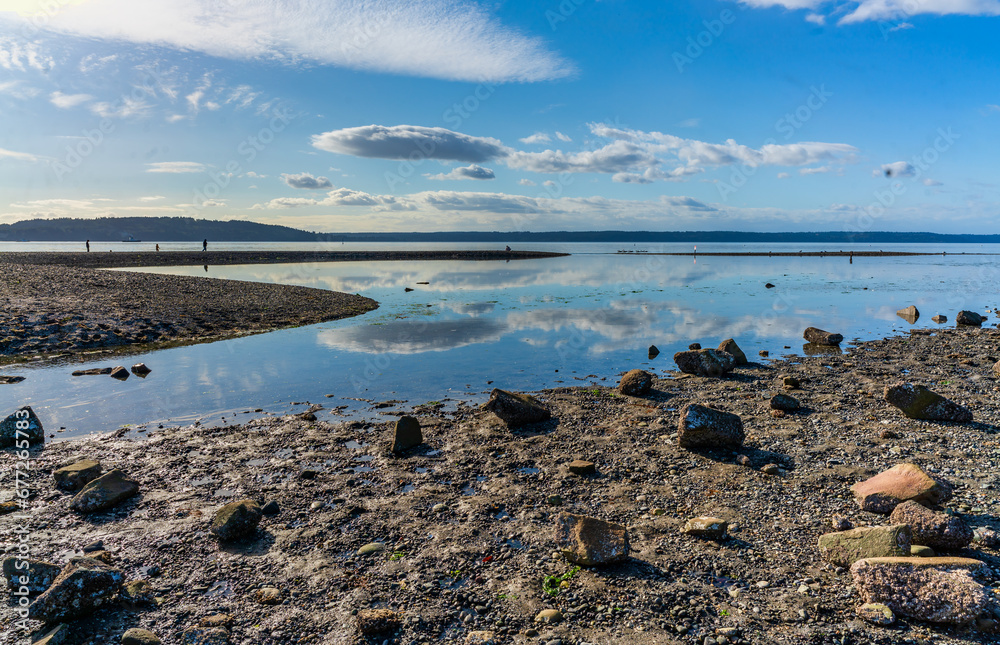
[3,319,1000,645]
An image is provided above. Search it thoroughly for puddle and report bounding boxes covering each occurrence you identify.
[213,488,238,497]
[275,448,295,458]
[517,467,540,475]
[401,484,416,493]
[414,467,429,474]
[355,455,375,462]
[345,440,366,450]
[246,458,268,467]
[189,477,215,486]
[461,485,476,496]
[204,580,233,598]
[353,465,375,473]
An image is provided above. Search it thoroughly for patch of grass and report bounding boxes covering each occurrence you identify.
[542,566,581,596]
[389,551,405,561]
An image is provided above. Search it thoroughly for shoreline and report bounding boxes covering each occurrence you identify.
[4,326,1000,644]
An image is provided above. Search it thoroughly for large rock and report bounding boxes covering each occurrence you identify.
[0,405,44,447]
[122,628,162,645]
[770,394,800,411]
[210,499,262,541]
[803,327,843,345]
[896,306,919,323]
[28,557,123,623]
[2,557,61,594]
[53,459,102,492]
[717,339,748,365]
[618,369,652,396]
[70,469,139,513]
[554,512,629,566]
[889,500,973,550]
[677,403,744,451]
[109,366,130,380]
[851,557,988,625]
[956,310,983,327]
[817,525,911,567]
[483,389,550,428]
[883,382,972,422]
[391,416,422,453]
[850,464,953,514]
[673,349,736,377]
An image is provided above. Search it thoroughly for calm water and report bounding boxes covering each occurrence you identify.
[2,242,999,439]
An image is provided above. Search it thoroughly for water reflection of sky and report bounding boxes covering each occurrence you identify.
[4,247,998,439]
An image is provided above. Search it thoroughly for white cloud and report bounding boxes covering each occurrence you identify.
[555,131,572,142]
[0,147,42,163]
[0,38,53,72]
[0,80,40,100]
[518,179,537,186]
[138,195,166,202]
[146,161,207,173]
[677,118,700,128]
[777,172,791,179]
[520,132,551,145]
[79,53,118,73]
[427,164,496,181]
[876,161,916,178]
[805,12,826,24]
[313,125,507,163]
[166,114,186,123]
[922,178,943,186]
[90,96,153,119]
[22,0,573,83]
[50,91,94,109]
[799,165,835,175]
[282,172,334,189]
[739,0,1000,23]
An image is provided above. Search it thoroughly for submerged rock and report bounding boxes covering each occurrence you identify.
[647,345,659,359]
[70,469,139,513]
[673,349,736,377]
[677,403,744,450]
[884,382,972,422]
[71,367,113,376]
[618,369,652,396]
[932,314,947,323]
[817,525,911,567]
[0,405,44,447]
[210,499,262,542]
[889,500,973,550]
[555,512,629,566]
[483,389,550,428]
[850,463,953,514]
[131,363,152,376]
[28,557,124,623]
[109,365,130,380]
[803,327,843,345]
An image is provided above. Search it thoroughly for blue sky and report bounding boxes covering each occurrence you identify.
[1,0,999,233]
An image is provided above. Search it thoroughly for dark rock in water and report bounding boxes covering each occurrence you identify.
[0,406,44,447]
[131,363,152,376]
[688,342,702,350]
[483,389,551,428]
[770,394,800,411]
[890,500,973,550]
[555,512,629,566]
[956,310,983,326]
[28,557,124,623]
[717,339,748,365]
[673,349,736,378]
[261,500,280,515]
[2,557,61,595]
[677,403,744,450]
[391,415,423,452]
[618,369,652,396]
[70,469,139,513]
[803,342,843,356]
[647,345,659,359]
[404,287,415,292]
[932,315,947,323]
[53,459,102,492]
[851,463,953,514]
[0,375,25,384]
[803,327,843,345]
[884,382,972,422]
[210,499,262,541]
[71,367,113,376]
[765,282,776,289]
[109,365,129,380]
[897,305,920,324]
[759,350,769,357]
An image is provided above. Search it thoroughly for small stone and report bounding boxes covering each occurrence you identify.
[682,517,728,540]
[70,469,139,513]
[568,460,596,475]
[759,350,769,357]
[618,369,652,396]
[82,539,104,553]
[466,631,496,645]
[769,394,799,411]
[120,580,155,606]
[830,515,853,531]
[761,463,780,475]
[889,500,973,550]
[884,382,972,422]
[770,409,786,418]
[932,315,947,323]
[122,628,162,645]
[803,327,843,345]
[358,542,386,556]
[850,463,953,514]
[648,345,660,359]
[199,614,233,629]
[717,339,748,365]
[534,609,563,624]
[432,503,448,513]
[392,416,423,452]
[0,405,44,447]
[130,363,152,376]
[911,545,936,557]
[782,375,800,389]
[53,459,102,491]
[356,608,402,635]
[677,403,744,451]
[735,455,751,466]
[857,603,895,626]
[483,389,550,428]
[555,512,629,566]
[254,587,281,605]
[210,499,262,541]
[817,525,912,567]
[896,306,919,324]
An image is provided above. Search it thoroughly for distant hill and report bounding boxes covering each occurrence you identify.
[2,217,1000,244]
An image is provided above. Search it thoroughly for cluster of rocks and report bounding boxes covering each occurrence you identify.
[72,363,152,380]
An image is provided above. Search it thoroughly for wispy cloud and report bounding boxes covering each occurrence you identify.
[90,97,153,119]
[427,164,496,181]
[22,0,573,83]
[313,125,507,163]
[738,0,1000,24]
[0,147,43,163]
[146,161,207,174]
[50,91,94,109]
[0,38,54,72]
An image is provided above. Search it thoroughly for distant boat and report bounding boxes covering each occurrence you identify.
[122,235,141,242]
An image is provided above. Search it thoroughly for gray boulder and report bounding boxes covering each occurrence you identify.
[890,500,973,550]
[677,403,744,450]
[0,406,44,447]
[803,327,843,345]
[884,382,972,422]
[673,349,736,377]
[2,557,61,595]
[483,389,550,428]
[28,557,123,623]
[70,469,139,513]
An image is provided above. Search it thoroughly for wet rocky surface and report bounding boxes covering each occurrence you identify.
[2,326,1000,644]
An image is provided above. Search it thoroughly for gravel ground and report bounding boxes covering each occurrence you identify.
[3,326,1000,645]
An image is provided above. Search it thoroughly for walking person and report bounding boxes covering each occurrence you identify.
[202,239,207,252]
[86,239,90,252]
